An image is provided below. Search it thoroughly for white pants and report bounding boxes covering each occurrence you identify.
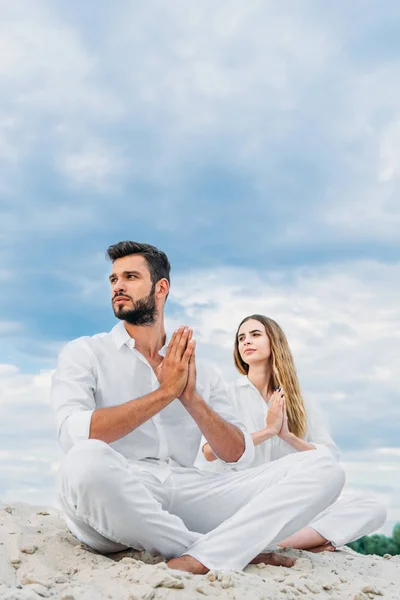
[57,439,345,571]
[308,491,386,547]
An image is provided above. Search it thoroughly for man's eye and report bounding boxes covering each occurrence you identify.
[128,274,136,279]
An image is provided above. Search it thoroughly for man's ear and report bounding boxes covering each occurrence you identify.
[156,278,170,300]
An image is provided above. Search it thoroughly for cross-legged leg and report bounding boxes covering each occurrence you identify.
[277,491,387,551]
[58,439,201,557]
[167,447,345,571]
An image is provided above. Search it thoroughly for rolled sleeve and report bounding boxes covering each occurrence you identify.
[51,340,96,454]
[205,366,255,469]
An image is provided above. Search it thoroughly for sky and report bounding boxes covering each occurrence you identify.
[1,0,400,537]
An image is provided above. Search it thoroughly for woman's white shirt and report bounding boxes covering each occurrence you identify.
[195,376,340,472]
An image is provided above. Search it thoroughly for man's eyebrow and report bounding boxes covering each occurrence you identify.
[108,270,142,281]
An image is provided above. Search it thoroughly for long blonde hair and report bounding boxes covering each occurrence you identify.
[233,314,307,438]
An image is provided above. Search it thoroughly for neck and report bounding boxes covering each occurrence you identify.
[123,315,166,360]
[247,361,273,400]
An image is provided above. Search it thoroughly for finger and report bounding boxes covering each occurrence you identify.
[176,326,191,358]
[183,338,195,365]
[172,326,186,357]
[165,329,179,359]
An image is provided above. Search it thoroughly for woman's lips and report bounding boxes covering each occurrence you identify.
[244,348,256,354]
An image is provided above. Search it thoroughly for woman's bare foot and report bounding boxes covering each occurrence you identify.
[167,555,209,574]
[250,552,296,567]
[308,544,336,553]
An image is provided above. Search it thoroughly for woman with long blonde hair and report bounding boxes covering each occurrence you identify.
[200,314,386,552]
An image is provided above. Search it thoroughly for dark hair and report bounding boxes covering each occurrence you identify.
[106,241,171,288]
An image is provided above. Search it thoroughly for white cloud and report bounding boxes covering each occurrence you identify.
[0,322,21,334]
[0,0,400,241]
[57,139,127,191]
[380,119,400,182]
[0,0,123,192]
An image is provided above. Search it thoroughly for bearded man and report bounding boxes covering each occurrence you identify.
[52,241,345,573]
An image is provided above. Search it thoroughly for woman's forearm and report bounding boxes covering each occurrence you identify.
[203,427,277,462]
[280,432,316,452]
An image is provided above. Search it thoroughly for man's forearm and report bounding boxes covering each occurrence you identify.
[181,393,245,462]
[89,387,175,444]
[203,427,276,461]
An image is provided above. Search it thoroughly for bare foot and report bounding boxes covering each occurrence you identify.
[167,554,209,574]
[250,552,296,568]
[308,544,336,553]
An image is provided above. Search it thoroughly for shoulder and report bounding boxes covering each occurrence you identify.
[58,332,109,362]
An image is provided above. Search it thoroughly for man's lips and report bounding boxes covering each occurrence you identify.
[114,297,130,303]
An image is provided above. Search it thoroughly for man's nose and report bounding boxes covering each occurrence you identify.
[113,281,126,294]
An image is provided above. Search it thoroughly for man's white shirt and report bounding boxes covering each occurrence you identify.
[51,322,254,481]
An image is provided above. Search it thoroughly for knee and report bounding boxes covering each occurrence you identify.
[61,439,116,493]
[315,453,346,492]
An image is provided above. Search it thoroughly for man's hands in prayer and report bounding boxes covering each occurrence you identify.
[179,335,197,403]
[157,326,195,400]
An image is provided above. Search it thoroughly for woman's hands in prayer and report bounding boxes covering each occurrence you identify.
[278,396,291,440]
[276,393,316,452]
[265,387,285,435]
[157,327,195,400]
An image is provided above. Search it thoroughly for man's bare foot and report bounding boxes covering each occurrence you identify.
[308,544,336,553]
[167,554,209,574]
[250,552,296,568]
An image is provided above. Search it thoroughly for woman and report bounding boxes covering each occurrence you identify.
[199,314,386,552]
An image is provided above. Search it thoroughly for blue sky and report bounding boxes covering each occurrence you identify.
[1,0,400,536]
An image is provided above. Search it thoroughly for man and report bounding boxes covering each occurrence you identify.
[52,241,345,574]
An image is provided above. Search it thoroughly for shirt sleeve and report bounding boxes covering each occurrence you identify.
[304,396,341,461]
[203,369,254,469]
[51,339,96,454]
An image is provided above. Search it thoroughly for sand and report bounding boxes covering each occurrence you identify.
[0,503,399,600]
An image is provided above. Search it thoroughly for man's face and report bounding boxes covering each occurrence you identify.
[109,255,157,325]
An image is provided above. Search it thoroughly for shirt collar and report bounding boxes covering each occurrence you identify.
[111,321,169,354]
[111,321,134,350]
[236,375,251,387]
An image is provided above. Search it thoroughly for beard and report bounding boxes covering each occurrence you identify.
[113,286,158,326]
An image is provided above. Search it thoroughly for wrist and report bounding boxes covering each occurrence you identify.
[159,384,178,403]
[280,431,295,443]
[179,390,199,404]
[264,426,278,438]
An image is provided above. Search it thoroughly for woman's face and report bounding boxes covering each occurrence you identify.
[237,318,271,366]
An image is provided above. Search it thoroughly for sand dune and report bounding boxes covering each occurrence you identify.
[0,503,399,600]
